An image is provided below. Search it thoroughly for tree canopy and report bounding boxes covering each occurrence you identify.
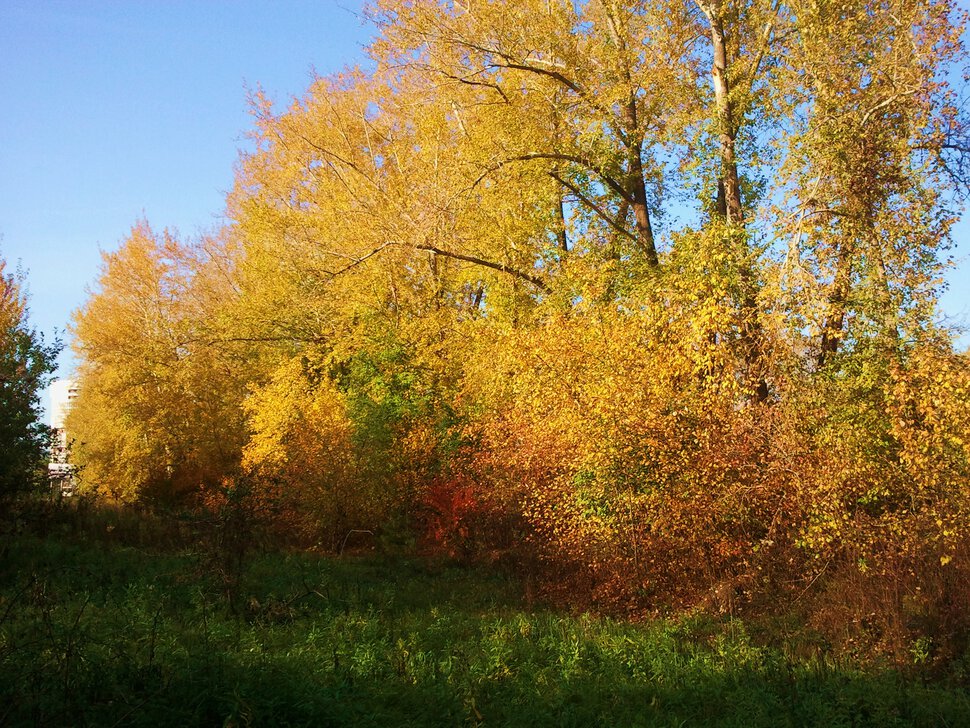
[66,0,970,654]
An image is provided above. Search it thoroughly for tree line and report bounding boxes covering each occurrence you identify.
[63,0,970,656]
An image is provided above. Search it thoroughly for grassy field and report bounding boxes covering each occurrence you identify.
[1,530,969,727]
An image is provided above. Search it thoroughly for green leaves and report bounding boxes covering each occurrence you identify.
[0,256,59,503]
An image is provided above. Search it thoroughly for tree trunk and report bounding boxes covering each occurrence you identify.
[817,242,853,368]
[626,116,659,266]
[604,1,659,266]
[699,0,769,401]
[704,5,743,225]
[557,192,569,253]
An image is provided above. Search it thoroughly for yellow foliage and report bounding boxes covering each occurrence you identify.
[61,0,970,654]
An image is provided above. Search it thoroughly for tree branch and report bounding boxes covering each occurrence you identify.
[480,152,631,203]
[416,244,550,293]
[549,171,637,243]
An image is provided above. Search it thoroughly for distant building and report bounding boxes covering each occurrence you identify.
[49,378,78,495]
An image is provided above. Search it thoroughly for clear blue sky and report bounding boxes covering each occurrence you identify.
[0,0,373,382]
[0,0,968,422]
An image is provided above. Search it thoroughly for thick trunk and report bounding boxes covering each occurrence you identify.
[627,122,659,266]
[817,219,899,368]
[551,108,570,255]
[706,9,744,225]
[871,243,901,352]
[622,94,657,264]
[817,242,853,368]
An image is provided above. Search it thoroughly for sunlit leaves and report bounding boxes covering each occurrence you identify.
[63,0,970,650]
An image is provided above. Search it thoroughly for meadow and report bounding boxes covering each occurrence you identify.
[2,510,969,727]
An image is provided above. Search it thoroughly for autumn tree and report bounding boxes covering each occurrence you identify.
[68,223,248,505]
[0,255,59,503]
[372,0,702,276]
[774,0,967,367]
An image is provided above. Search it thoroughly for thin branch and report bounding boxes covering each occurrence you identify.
[549,171,636,243]
[859,89,920,128]
[424,64,512,103]
[480,152,631,203]
[739,0,783,99]
[416,244,550,293]
[330,242,395,276]
[176,334,329,348]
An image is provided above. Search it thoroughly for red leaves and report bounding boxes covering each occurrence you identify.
[417,474,481,558]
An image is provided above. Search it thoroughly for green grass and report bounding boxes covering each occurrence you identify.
[1,533,968,727]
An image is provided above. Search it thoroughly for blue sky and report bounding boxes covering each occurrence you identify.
[0,0,372,379]
[1,0,968,421]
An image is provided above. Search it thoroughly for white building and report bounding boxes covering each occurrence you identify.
[49,378,78,494]
[50,378,78,432]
